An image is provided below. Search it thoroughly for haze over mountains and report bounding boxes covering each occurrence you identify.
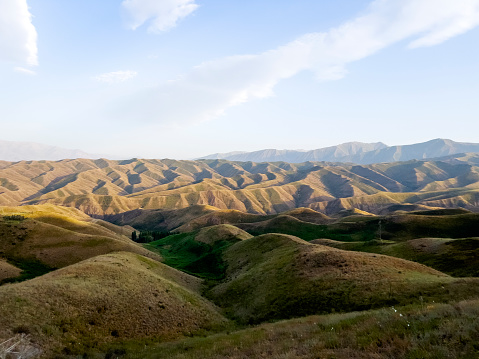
[200,139,479,164]
[0,140,102,161]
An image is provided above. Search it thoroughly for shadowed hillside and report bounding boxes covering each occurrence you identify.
[146,225,252,279]
[1,155,479,216]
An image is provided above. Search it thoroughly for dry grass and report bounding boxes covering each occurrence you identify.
[0,252,229,356]
[121,299,479,359]
[0,259,21,281]
[194,225,252,245]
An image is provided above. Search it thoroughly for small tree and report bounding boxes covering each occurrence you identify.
[131,231,137,242]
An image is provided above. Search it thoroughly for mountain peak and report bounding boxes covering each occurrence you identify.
[199,139,479,164]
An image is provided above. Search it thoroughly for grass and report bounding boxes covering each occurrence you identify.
[94,299,479,359]
[237,215,379,242]
[0,252,229,357]
[348,237,479,277]
[145,225,250,280]
[0,205,161,283]
[238,212,479,243]
[0,257,55,285]
[205,234,479,325]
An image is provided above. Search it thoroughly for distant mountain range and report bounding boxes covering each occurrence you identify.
[199,139,479,164]
[2,153,479,216]
[0,140,102,161]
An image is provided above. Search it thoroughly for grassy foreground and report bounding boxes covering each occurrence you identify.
[105,299,479,359]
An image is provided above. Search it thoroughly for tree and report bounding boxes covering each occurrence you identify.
[131,231,137,242]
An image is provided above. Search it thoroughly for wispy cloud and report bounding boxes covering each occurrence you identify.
[94,70,138,84]
[121,0,198,33]
[14,66,36,75]
[121,0,479,125]
[0,0,38,66]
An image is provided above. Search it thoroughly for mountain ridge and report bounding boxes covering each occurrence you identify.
[2,153,479,216]
[199,139,479,164]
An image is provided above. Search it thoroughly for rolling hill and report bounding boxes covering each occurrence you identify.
[1,154,479,217]
[0,252,228,356]
[0,204,159,283]
[207,233,479,324]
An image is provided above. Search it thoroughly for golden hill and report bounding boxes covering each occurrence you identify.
[0,252,228,356]
[1,156,479,216]
[0,205,159,281]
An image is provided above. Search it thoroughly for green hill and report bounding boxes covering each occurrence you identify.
[341,237,479,278]
[207,234,479,323]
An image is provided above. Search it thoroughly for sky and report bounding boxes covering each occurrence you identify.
[1,0,479,159]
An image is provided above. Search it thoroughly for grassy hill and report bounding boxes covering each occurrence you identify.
[2,156,479,217]
[207,234,479,324]
[0,252,229,356]
[0,204,159,283]
[325,237,479,278]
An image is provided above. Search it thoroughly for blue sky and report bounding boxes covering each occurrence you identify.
[1,0,479,159]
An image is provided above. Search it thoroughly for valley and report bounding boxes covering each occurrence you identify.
[1,193,479,357]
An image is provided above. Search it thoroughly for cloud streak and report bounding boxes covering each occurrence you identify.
[14,66,36,75]
[0,0,38,66]
[94,70,138,84]
[122,0,198,33]
[122,0,479,124]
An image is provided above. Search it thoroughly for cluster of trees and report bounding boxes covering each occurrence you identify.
[131,230,170,243]
[2,215,26,221]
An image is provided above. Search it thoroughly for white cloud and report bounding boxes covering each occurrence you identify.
[14,66,36,75]
[0,0,38,66]
[120,0,479,124]
[121,0,198,33]
[94,70,138,84]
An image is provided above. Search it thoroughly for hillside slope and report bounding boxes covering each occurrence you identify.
[207,234,479,323]
[0,252,228,356]
[0,205,159,282]
[1,154,479,216]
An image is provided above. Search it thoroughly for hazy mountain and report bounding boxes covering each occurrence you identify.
[346,138,479,164]
[199,139,479,164]
[0,140,101,161]
[200,142,386,163]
